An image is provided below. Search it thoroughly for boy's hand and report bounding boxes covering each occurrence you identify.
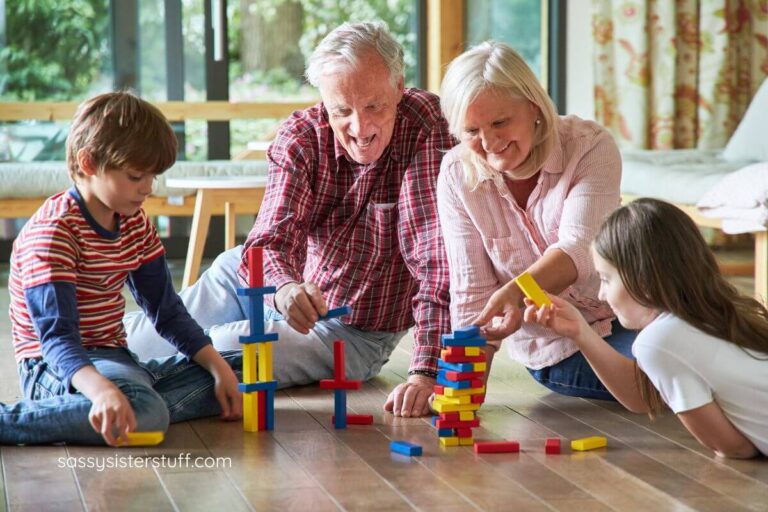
[192,345,242,420]
[523,294,590,341]
[88,385,138,446]
[274,282,328,334]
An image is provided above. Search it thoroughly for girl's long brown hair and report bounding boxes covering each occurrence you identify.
[593,198,768,416]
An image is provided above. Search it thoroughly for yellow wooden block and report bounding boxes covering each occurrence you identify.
[119,431,164,447]
[440,346,481,359]
[514,271,552,308]
[443,385,485,398]
[434,394,471,405]
[472,362,487,372]
[571,436,607,451]
[258,342,273,381]
[458,436,474,446]
[459,411,475,421]
[440,436,459,447]
[433,402,481,413]
[243,344,257,383]
[243,393,259,432]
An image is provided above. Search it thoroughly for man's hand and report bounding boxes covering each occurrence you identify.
[274,282,328,334]
[470,283,523,341]
[383,374,435,417]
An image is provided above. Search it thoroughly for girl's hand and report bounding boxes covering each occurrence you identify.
[523,294,591,341]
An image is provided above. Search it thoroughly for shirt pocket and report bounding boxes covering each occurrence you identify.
[367,202,398,258]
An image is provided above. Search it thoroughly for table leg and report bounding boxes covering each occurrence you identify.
[225,201,236,250]
[183,189,213,289]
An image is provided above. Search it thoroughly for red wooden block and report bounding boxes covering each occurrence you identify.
[474,441,520,454]
[332,414,373,425]
[443,347,487,358]
[438,412,461,421]
[471,394,485,404]
[455,427,473,437]
[545,437,561,454]
[433,384,445,395]
[435,418,480,429]
[319,379,362,390]
[257,390,266,430]
[442,354,487,363]
[247,247,263,288]
[443,370,485,381]
[333,340,346,382]
[470,379,484,388]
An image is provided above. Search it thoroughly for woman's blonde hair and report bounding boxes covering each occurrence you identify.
[440,41,558,186]
[594,198,768,418]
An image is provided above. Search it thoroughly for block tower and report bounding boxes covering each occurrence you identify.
[433,325,487,447]
[320,339,372,429]
[238,247,278,431]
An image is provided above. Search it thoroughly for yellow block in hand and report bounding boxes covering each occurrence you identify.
[514,271,552,308]
[571,436,607,451]
[119,431,164,447]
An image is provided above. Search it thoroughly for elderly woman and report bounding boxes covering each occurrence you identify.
[437,41,635,400]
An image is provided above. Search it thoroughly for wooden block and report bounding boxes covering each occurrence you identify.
[514,271,552,308]
[257,342,273,381]
[334,389,347,429]
[332,414,373,425]
[439,436,459,447]
[118,431,164,447]
[390,441,422,456]
[441,346,482,358]
[433,394,471,405]
[440,370,485,381]
[545,437,561,454]
[472,362,487,372]
[453,325,480,338]
[319,305,352,321]
[436,428,454,437]
[437,411,475,422]
[247,247,263,288]
[333,340,346,381]
[458,437,474,446]
[265,389,275,431]
[258,390,266,431]
[455,427,473,437]
[435,418,480,429]
[440,334,486,347]
[441,353,487,364]
[319,379,362,390]
[474,441,520,454]
[243,344,257,383]
[442,386,485,398]
[432,402,481,413]
[243,393,259,432]
[571,436,607,451]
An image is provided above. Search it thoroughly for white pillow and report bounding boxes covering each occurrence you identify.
[722,79,768,162]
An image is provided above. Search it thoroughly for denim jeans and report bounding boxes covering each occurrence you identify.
[0,347,242,445]
[527,320,637,400]
[124,246,406,387]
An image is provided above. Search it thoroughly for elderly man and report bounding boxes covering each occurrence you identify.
[125,22,452,417]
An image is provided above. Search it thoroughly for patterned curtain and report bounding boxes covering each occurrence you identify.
[593,1,768,150]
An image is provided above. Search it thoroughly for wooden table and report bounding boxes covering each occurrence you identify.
[166,175,269,288]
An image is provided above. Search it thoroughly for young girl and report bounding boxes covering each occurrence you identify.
[525,198,768,459]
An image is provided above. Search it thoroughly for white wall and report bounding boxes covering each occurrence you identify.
[566,1,595,119]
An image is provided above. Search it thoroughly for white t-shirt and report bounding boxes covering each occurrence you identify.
[633,312,768,455]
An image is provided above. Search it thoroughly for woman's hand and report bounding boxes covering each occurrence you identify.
[523,294,590,341]
[470,283,523,340]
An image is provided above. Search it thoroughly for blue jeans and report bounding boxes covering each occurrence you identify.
[527,320,637,400]
[124,246,406,387]
[0,347,241,445]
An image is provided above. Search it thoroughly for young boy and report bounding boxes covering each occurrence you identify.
[1,91,242,446]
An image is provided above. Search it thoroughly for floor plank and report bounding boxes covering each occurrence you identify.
[2,446,84,512]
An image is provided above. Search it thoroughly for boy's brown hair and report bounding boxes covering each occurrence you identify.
[66,91,178,180]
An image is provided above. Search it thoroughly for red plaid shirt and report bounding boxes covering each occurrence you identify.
[238,88,453,374]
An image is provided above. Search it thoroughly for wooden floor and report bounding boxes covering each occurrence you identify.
[0,269,765,511]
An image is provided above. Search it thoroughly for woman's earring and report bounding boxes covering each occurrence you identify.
[535,118,541,126]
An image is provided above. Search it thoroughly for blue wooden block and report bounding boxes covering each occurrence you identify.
[239,332,279,344]
[436,374,473,389]
[438,360,475,372]
[440,334,486,347]
[431,415,438,427]
[237,286,277,296]
[390,441,422,457]
[437,428,453,437]
[265,388,275,431]
[334,389,347,429]
[453,325,480,339]
[319,305,352,321]
[239,380,278,393]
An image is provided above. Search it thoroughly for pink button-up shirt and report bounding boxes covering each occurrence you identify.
[437,116,620,369]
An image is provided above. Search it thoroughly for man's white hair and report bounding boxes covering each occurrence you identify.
[306,21,404,88]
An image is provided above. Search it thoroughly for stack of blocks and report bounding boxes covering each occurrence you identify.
[238,247,278,432]
[320,335,370,429]
[433,325,487,447]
